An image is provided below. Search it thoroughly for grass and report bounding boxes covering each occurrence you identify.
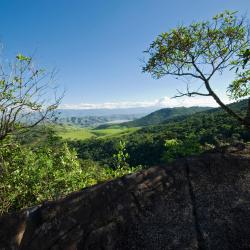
[54,125,139,140]
[56,126,94,140]
[91,128,138,138]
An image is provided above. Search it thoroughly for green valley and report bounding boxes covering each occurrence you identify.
[54,125,139,140]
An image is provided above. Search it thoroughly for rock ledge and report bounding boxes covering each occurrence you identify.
[0,145,250,249]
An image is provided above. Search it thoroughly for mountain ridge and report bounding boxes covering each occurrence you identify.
[122,106,211,127]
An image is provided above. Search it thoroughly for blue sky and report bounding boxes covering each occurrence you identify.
[0,0,249,109]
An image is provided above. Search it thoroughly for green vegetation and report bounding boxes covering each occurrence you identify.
[1,98,249,215]
[55,126,95,140]
[69,99,250,168]
[122,106,210,127]
[91,127,138,138]
[162,134,203,163]
[0,53,61,141]
[143,10,250,128]
[54,125,138,140]
[0,141,86,213]
[112,141,129,169]
[0,135,140,214]
[1,11,249,216]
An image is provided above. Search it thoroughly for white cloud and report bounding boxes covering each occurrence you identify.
[59,96,231,110]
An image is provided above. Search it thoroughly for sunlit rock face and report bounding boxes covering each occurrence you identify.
[0,144,250,250]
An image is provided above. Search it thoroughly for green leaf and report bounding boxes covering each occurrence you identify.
[16,53,31,62]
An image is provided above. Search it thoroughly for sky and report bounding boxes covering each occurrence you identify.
[0,0,249,109]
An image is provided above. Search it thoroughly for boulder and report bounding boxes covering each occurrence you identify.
[0,145,250,249]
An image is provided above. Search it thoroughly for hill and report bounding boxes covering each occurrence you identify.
[159,99,249,124]
[69,99,250,167]
[122,99,249,128]
[118,106,211,127]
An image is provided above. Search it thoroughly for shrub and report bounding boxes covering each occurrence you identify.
[162,134,203,163]
[0,140,141,215]
[0,142,102,214]
[112,141,129,169]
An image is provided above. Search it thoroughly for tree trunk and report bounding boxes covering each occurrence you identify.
[203,80,250,130]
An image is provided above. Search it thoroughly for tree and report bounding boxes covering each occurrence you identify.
[143,11,250,128]
[0,53,62,141]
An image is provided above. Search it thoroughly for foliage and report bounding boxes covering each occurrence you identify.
[3,16,250,215]
[162,134,203,163]
[229,48,250,100]
[0,142,83,214]
[112,141,129,169]
[143,10,250,127]
[105,165,141,179]
[1,100,249,215]
[122,106,209,127]
[229,70,250,100]
[0,53,62,141]
[0,133,142,214]
[53,124,138,141]
[105,141,142,178]
[69,99,250,167]
[56,125,95,140]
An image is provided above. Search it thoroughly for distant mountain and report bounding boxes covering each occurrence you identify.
[55,114,142,127]
[57,107,160,117]
[55,107,163,127]
[120,106,212,127]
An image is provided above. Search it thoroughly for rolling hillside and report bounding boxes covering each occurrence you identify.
[70,99,250,167]
[120,106,211,127]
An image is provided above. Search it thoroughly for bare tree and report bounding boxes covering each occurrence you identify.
[0,53,63,141]
[143,11,250,128]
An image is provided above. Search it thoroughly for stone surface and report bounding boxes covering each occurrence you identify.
[0,145,250,249]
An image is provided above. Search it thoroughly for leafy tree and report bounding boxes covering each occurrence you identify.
[143,11,250,128]
[0,53,62,140]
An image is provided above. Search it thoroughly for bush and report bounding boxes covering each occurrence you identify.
[0,142,104,214]
[112,141,129,169]
[0,140,142,215]
[162,134,203,163]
